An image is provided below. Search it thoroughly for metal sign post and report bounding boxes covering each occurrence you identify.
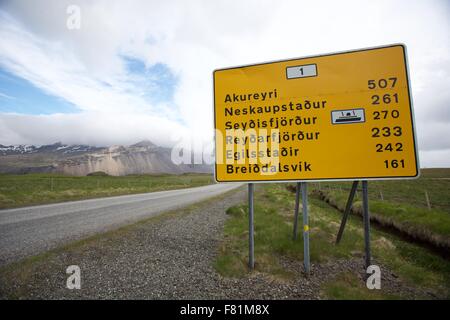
[293,182,301,240]
[302,182,310,274]
[248,183,255,270]
[362,180,371,268]
[335,180,372,270]
[336,181,359,244]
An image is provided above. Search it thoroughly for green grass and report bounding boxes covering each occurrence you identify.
[215,201,302,279]
[317,185,450,250]
[314,168,450,213]
[215,184,364,278]
[322,272,401,300]
[215,183,450,299]
[0,173,214,209]
[311,195,450,298]
[420,168,450,179]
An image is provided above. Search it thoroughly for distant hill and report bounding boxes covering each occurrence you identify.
[420,168,450,178]
[0,140,212,176]
[0,142,102,156]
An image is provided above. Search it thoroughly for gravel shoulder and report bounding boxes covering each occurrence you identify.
[0,185,432,299]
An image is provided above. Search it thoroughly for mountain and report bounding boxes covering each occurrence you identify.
[0,142,101,156]
[0,140,212,175]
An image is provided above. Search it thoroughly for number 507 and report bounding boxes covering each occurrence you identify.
[368,77,397,89]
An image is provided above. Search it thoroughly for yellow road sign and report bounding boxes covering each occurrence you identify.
[213,44,419,182]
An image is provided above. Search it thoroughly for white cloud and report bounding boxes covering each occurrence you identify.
[0,112,188,147]
[419,149,450,168]
[0,0,449,166]
[0,92,15,100]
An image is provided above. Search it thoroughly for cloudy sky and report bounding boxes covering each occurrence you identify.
[0,0,449,167]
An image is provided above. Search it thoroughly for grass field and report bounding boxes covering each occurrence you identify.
[309,169,450,251]
[420,168,450,179]
[313,168,450,213]
[317,189,450,251]
[0,173,214,209]
[215,180,450,299]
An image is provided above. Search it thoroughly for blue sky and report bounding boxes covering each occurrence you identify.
[0,58,177,115]
[0,69,79,114]
[122,57,178,105]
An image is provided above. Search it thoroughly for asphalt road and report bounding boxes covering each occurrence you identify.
[0,183,242,267]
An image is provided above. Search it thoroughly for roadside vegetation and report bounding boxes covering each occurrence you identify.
[0,173,214,209]
[215,181,450,299]
[420,168,450,179]
[317,189,450,251]
[312,169,450,251]
[316,168,450,213]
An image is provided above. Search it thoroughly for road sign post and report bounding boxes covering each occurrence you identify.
[362,181,371,268]
[293,182,301,240]
[336,181,359,244]
[302,182,310,274]
[248,183,255,270]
